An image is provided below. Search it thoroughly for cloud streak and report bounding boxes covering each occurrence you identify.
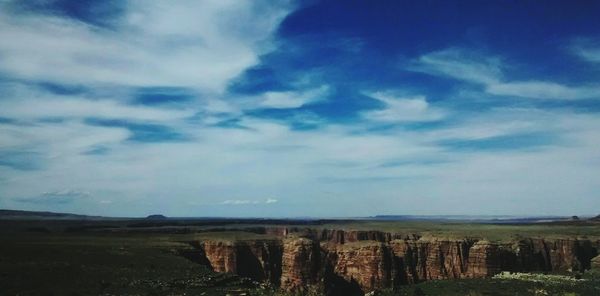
[362,93,446,123]
[571,38,600,63]
[415,48,600,100]
[221,199,278,205]
[14,190,90,204]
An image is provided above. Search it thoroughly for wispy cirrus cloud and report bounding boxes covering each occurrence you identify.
[258,85,329,109]
[486,81,600,100]
[570,38,600,63]
[221,198,278,205]
[362,92,446,123]
[14,189,90,204]
[0,94,194,123]
[414,48,600,100]
[414,48,503,85]
[0,1,292,92]
[0,150,42,171]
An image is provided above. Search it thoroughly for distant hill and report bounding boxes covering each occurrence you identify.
[0,209,101,220]
[145,214,167,220]
[371,215,574,224]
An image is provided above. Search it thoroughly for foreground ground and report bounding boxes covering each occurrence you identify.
[387,273,600,296]
[0,232,268,296]
[1,216,599,295]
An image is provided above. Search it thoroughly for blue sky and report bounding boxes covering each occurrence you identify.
[1,0,600,217]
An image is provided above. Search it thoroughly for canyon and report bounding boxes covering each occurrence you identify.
[195,227,600,295]
[3,212,600,295]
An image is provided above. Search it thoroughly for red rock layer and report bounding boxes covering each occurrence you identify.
[202,239,282,283]
[203,240,237,273]
[280,237,322,292]
[323,242,392,291]
[199,230,600,294]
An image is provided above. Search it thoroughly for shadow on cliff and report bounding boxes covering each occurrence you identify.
[324,270,363,296]
[237,245,267,281]
[177,241,212,266]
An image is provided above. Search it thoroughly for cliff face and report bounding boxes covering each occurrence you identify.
[324,242,392,292]
[390,238,475,283]
[202,239,282,284]
[203,240,237,274]
[198,229,599,295]
[280,237,322,291]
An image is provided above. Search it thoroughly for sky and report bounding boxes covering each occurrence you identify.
[1,0,600,217]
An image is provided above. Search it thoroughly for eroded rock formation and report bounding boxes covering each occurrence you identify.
[202,239,282,284]
[198,228,599,295]
[280,237,322,291]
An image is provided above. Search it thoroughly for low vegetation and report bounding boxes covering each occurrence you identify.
[381,272,600,296]
[0,232,269,295]
[1,217,600,295]
[320,221,600,241]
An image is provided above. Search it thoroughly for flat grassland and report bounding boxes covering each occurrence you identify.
[320,220,600,241]
[0,231,273,296]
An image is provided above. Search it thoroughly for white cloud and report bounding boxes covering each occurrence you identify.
[570,39,600,63]
[210,86,330,113]
[2,106,600,216]
[487,81,600,100]
[0,120,128,152]
[0,1,291,92]
[221,199,278,205]
[14,189,90,204]
[576,48,600,63]
[362,92,446,122]
[415,48,502,84]
[0,95,194,122]
[423,108,544,141]
[259,86,329,109]
[1,6,599,217]
[415,48,600,100]
[221,200,255,205]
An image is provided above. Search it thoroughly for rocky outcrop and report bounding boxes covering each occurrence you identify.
[280,237,323,292]
[324,242,392,292]
[203,240,237,273]
[465,240,505,277]
[319,229,398,244]
[202,239,282,284]
[390,238,475,283]
[592,255,600,270]
[512,238,599,272]
[196,229,599,295]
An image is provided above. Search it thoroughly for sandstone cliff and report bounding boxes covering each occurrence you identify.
[202,239,282,284]
[280,237,323,291]
[198,228,599,295]
[324,241,392,291]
